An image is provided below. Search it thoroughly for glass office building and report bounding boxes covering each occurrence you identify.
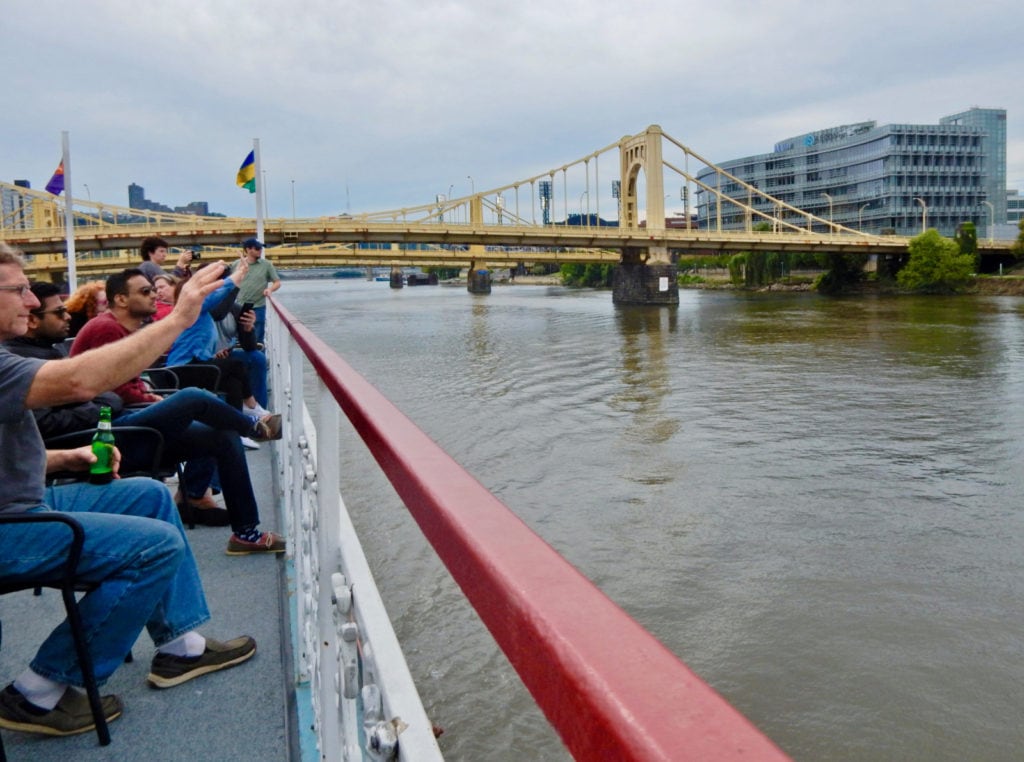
[695,107,1007,237]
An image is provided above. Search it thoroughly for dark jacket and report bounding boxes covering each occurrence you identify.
[2,336,124,438]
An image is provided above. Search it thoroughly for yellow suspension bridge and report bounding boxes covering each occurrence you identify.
[2,125,1013,284]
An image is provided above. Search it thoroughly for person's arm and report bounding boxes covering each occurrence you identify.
[208,283,239,321]
[25,263,227,409]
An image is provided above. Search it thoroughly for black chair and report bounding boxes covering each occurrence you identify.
[163,364,221,395]
[44,426,172,484]
[0,513,112,753]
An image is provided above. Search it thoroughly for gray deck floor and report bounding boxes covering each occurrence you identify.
[0,445,293,762]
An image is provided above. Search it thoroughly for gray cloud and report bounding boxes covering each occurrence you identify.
[4,0,1021,217]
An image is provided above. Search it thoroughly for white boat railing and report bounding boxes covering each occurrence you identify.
[266,305,445,761]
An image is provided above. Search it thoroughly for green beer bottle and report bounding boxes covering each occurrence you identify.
[89,405,116,485]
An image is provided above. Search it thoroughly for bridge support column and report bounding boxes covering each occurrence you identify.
[467,267,491,294]
[613,249,677,305]
[389,267,404,289]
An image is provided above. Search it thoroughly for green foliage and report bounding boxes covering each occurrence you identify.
[896,229,975,293]
[559,262,614,287]
[816,254,869,294]
[424,266,461,280]
[955,221,979,270]
[728,253,746,285]
[1013,219,1024,258]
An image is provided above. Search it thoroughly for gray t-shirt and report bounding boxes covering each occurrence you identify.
[0,346,47,513]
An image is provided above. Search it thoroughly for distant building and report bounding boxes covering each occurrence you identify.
[128,183,213,216]
[1008,189,1023,227]
[128,182,146,209]
[696,107,1007,238]
[1,181,32,229]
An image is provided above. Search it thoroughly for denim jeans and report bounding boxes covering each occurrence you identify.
[114,388,262,532]
[231,347,268,408]
[252,305,267,345]
[2,478,211,687]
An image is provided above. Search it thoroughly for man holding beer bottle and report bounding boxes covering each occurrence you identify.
[0,244,258,739]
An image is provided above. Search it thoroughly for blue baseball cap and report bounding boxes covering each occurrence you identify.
[241,238,264,249]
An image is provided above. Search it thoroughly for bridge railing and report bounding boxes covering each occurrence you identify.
[266,298,791,761]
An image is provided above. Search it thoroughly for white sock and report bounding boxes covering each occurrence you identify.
[157,631,206,658]
[13,669,66,710]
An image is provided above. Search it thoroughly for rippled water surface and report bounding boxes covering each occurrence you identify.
[280,280,1024,761]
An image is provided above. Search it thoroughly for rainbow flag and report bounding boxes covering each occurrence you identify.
[45,161,65,195]
[236,150,256,193]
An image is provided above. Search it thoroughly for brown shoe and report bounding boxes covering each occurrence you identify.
[147,636,256,689]
[251,414,282,441]
[0,684,123,737]
[226,531,286,555]
[174,490,230,528]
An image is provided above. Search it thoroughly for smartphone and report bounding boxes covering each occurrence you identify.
[241,302,254,314]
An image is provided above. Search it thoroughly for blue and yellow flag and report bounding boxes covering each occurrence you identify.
[236,150,256,193]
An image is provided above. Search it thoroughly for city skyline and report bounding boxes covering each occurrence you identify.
[2,2,1021,221]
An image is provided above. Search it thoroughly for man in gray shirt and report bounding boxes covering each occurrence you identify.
[0,245,256,739]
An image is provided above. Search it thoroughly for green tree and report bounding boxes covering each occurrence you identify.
[815,254,868,294]
[1013,219,1024,258]
[955,221,979,270]
[896,229,975,293]
[559,262,613,287]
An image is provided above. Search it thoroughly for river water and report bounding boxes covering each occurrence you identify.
[279,280,1024,761]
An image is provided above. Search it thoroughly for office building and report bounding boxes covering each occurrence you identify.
[696,108,1007,238]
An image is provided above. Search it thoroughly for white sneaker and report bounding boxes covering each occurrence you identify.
[245,403,270,418]
[240,436,261,450]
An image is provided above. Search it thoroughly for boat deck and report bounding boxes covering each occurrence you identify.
[0,444,293,761]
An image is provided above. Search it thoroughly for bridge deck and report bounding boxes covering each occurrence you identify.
[0,445,293,762]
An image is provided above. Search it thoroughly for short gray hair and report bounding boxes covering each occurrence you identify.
[0,242,26,268]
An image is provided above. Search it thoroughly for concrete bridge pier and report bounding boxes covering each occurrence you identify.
[467,263,491,294]
[612,248,678,305]
[389,266,404,289]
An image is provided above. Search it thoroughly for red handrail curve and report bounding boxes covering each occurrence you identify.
[273,300,790,761]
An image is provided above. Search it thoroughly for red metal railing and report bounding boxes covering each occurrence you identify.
[274,300,790,761]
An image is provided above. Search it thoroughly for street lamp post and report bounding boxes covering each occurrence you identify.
[467,175,474,195]
[858,203,869,231]
[290,179,296,220]
[913,197,927,233]
[579,191,589,226]
[82,183,91,201]
[978,200,995,242]
[821,192,834,234]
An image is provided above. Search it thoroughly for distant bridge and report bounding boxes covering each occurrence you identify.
[2,125,1013,279]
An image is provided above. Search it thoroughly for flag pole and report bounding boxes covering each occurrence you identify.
[61,131,78,291]
[253,138,264,245]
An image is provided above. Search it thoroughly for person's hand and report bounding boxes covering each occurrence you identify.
[230,258,249,286]
[175,250,194,269]
[215,347,230,359]
[56,445,122,477]
[238,309,256,332]
[262,287,273,297]
[170,260,227,326]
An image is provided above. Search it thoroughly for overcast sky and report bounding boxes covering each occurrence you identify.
[3,1,1021,221]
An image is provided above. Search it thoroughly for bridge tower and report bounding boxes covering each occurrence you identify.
[615,125,678,305]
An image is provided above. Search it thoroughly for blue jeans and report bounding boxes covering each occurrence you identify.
[114,388,261,532]
[231,347,267,408]
[1,478,210,687]
[252,305,267,345]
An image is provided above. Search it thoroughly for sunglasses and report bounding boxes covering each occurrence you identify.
[33,306,69,317]
[135,286,155,296]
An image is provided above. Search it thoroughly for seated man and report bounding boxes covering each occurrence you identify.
[0,245,254,738]
[3,281,123,439]
[72,269,286,551]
